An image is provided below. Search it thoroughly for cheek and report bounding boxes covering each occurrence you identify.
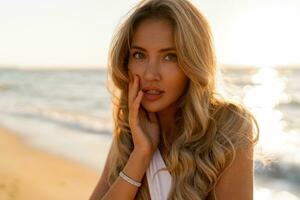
[128,64,143,76]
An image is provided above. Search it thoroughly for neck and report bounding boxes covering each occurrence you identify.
[157,108,177,151]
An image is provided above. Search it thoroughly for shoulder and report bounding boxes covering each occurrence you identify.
[214,146,254,200]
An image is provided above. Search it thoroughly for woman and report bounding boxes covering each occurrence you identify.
[90,0,259,199]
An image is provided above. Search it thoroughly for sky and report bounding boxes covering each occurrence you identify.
[0,0,299,69]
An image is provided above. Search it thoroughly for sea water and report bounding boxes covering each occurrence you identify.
[0,67,299,199]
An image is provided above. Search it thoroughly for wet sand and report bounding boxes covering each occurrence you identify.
[0,127,101,200]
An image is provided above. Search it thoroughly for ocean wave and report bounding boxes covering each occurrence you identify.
[255,160,300,185]
[276,98,300,108]
[8,108,113,135]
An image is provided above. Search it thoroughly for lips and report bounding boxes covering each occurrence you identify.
[142,86,165,93]
[143,91,164,101]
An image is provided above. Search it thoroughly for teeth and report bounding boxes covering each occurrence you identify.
[146,90,161,94]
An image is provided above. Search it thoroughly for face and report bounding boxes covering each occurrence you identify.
[128,19,189,113]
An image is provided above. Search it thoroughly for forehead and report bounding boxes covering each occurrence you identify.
[131,19,174,48]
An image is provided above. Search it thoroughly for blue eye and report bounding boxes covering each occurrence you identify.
[165,53,177,61]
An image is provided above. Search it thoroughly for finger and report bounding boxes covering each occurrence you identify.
[132,90,143,123]
[134,75,140,91]
[128,75,140,109]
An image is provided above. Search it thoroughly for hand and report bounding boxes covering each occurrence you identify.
[128,72,161,156]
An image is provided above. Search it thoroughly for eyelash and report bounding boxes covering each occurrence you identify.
[131,52,177,61]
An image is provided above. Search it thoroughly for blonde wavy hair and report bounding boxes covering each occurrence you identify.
[106,0,259,199]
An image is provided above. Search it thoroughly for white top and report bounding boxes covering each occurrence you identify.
[146,149,172,200]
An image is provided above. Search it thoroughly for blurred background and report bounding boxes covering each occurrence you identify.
[0,0,299,199]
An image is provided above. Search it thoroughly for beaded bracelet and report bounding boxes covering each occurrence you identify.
[119,171,142,187]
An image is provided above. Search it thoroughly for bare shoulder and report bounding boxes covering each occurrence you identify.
[89,142,114,200]
[214,146,254,200]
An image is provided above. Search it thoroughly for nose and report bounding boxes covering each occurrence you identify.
[143,60,161,82]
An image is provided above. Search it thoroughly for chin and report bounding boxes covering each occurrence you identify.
[141,103,163,113]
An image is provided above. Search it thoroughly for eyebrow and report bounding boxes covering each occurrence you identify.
[130,45,176,52]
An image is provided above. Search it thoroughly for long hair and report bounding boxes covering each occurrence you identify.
[106,0,259,199]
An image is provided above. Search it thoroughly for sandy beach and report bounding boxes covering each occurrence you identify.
[0,126,101,200]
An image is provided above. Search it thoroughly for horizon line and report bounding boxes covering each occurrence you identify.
[0,63,299,71]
